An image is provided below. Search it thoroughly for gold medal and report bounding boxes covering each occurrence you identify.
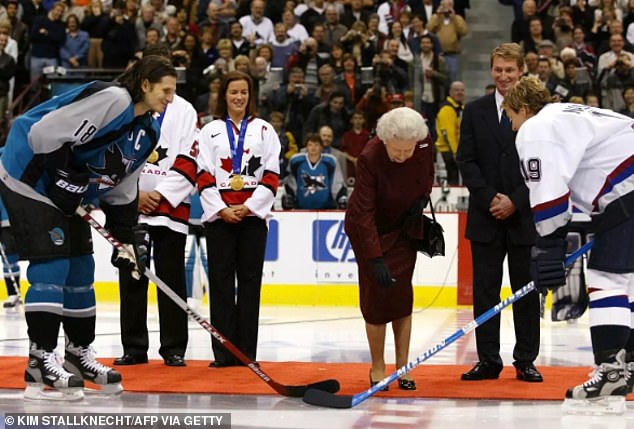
[147,150,159,164]
[229,174,245,191]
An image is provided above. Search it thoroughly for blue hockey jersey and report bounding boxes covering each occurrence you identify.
[287,153,344,209]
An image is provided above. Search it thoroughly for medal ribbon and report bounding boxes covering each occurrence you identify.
[226,116,248,175]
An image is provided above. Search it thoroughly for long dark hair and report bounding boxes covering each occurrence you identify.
[214,70,256,119]
[118,55,177,103]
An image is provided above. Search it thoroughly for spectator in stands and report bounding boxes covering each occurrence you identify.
[329,41,345,74]
[240,0,274,47]
[340,110,370,179]
[374,46,408,94]
[311,22,332,58]
[417,33,448,142]
[536,54,562,98]
[511,0,537,43]
[0,32,16,128]
[6,0,28,87]
[600,52,634,111]
[282,9,309,43]
[287,37,327,89]
[175,7,198,39]
[269,110,299,180]
[407,13,442,56]
[271,66,313,145]
[585,91,601,106]
[101,7,136,69]
[598,19,634,56]
[553,6,575,50]
[376,0,411,35]
[195,71,222,113]
[323,5,347,48]
[523,51,539,78]
[619,85,634,117]
[22,0,46,30]
[284,132,347,210]
[435,80,464,185]
[427,0,468,82]
[624,0,634,39]
[252,55,278,118]
[520,16,545,54]
[336,53,364,104]
[149,0,169,24]
[81,0,109,68]
[367,13,388,59]
[341,0,370,28]
[303,91,349,146]
[162,17,183,52]
[536,39,564,79]
[228,21,252,58]
[315,63,350,104]
[271,21,298,69]
[30,1,66,82]
[135,5,163,52]
[572,0,596,34]
[319,124,348,178]
[597,32,634,77]
[572,25,596,79]
[558,57,593,101]
[301,0,326,35]
[340,20,375,66]
[197,25,219,71]
[356,83,390,133]
[198,2,229,42]
[60,14,89,69]
[214,38,235,71]
[386,21,414,64]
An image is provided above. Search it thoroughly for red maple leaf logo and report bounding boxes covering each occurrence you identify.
[220,156,233,173]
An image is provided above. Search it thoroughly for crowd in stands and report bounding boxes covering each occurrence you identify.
[507,0,634,116]
[0,0,473,208]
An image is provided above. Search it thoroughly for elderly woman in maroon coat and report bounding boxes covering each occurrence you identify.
[345,107,434,391]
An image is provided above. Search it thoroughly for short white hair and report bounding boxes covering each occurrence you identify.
[376,107,428,143]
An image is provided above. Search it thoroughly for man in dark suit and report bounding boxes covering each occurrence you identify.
[456,42,542,382]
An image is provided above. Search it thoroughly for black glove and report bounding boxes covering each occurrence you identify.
[111,225,149,280]
[405,197,428,220]
[371,257,396,289]
[530,235,567,294]
[281,194,296,210]
[48,168,89,216]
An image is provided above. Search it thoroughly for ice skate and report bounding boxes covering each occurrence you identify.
[24,344,84,401]
[563,349,627,415]
[3,294,21,308]
[625,351,634,394]
[64,339,123,395]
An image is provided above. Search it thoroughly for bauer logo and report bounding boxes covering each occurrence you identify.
[312,220,355,262]
[264,219,278,261]
[49,227,65,246]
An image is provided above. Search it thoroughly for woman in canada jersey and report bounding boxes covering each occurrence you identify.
[197,71,281,366]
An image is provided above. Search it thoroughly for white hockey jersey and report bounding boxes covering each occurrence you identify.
[139,94,198,235]
[197,116,281,223]
[515,103,634,237]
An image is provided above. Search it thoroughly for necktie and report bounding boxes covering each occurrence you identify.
[500,109,511,131]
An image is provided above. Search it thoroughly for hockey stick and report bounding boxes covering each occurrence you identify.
[0,240,20,297]
[77,206,340,397]
[303,240,594,408]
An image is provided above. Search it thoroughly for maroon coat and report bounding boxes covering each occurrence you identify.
[345,136,434,324]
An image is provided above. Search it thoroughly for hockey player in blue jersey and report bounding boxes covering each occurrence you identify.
[0,55,177,401]
[284,133,347,210]
[503,76,634,415]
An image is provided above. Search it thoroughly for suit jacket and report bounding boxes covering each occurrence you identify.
[456,93,535,245]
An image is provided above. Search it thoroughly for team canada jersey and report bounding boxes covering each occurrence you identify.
[0,81,160,208]
[515,103,634,236]
[138,94,198,235]
[196,116,280,223]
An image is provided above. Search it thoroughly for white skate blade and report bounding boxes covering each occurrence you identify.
[84,382,123,396]
[24,383,84,402]
[562,395,626,415]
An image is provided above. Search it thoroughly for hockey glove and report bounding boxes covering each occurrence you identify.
[48,168,89,216]
[111,225,149,280]
[371,257,396,289]
[530,235,567,294]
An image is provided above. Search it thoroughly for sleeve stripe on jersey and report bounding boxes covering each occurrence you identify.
[146,200,191,225]
[592,154,634,207]
[260,170,279,196]
[197,170,216,193]
[171,155,197,185]
[589,294,629,309]
[533,192,570,223]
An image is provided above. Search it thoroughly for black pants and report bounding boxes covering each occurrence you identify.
[118,225,188,359]
[205,216,268,363]
[471,230,540,368]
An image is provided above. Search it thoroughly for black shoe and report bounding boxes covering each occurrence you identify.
[398,378,417,390]
[369,370,389,391]
[164,354,186,367]
[461,361,502,381]
[209,360,240,368]
[113,353,148,366]
[515,363,543,382]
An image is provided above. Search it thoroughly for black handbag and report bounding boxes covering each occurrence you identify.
[417,201,445,258]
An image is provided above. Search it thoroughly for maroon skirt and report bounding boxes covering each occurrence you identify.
[358,231,418,325]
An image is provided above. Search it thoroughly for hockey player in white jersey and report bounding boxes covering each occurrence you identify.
[503,76,634,415]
